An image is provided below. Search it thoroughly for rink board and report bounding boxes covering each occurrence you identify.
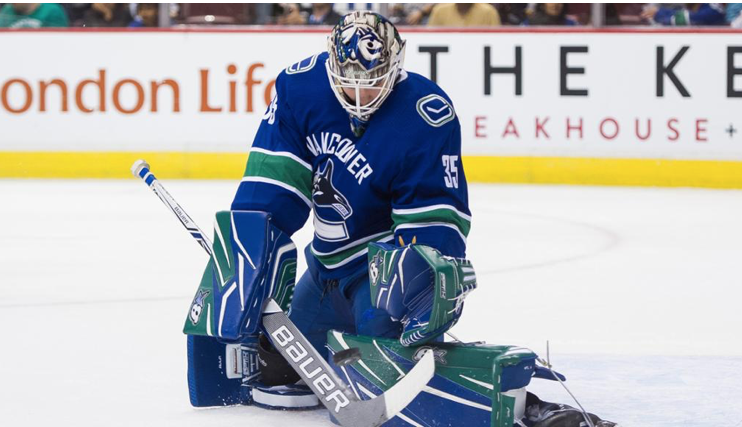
[1,28,741,187]
[2,151,742,188]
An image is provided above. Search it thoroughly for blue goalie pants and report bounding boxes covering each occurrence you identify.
[288,246,402,360]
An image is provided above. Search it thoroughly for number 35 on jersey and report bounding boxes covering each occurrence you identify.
[442,155,459,189]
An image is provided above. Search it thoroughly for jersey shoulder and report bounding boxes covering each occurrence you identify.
[389,71,459,134]
[274,52,340,130]
[375,71,460,156]
[275,52,331,102]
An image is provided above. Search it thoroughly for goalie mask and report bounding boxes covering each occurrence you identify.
[326,11,406,134]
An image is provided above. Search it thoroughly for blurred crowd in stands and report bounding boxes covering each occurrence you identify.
[0,3,740,29]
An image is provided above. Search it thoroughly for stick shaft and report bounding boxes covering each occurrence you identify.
[131,160,213,256]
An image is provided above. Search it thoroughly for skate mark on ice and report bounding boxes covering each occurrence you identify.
[474,209,620,275]
[0,295,191,309]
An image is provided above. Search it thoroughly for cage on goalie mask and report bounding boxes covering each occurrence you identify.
[326,11,406,122]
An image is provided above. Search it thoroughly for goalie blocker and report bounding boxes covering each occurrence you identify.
[368,242,477,347]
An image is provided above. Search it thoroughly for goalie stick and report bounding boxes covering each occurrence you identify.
[262,299,434,427]
[131,159,436,427]
[131,159,213,256]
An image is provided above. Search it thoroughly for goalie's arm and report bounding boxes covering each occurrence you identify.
[390,114,470,258]
[377,115,474,347]
[232,73,313,236]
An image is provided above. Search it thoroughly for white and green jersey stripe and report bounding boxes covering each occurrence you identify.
[391,204,471,243]
[242,148,313,208]
[311,231,395,269]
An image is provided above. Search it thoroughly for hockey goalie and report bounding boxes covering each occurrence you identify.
[181,11,617,427]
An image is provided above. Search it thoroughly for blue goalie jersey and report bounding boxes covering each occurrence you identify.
[232,52,471,279]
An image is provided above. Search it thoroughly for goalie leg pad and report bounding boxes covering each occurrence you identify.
[183,210,298,341]
[326,332,537,427]
[186,335,251,407]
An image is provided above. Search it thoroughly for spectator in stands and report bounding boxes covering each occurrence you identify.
[129,3,158,28]
[725,3,742,27]
[387,4,408,25]
[525,3,576,26]
[609,3,647,26]
[308,3,341,25]
[428,3,501,26]
[602,3,623,25]
[83,3,132,27]
[276,3,307,25]
[176,4,253,25]
[641,3,726,26]
[496,3,528,25]
[401,4,434,25]
[564,3,590,25]
[0,3,68,28]
[62,3,91,27]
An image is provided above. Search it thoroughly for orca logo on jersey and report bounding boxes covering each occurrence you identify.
[312,160,354,242]
[313,160,353,220]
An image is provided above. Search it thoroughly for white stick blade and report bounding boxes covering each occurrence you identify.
[262,299,283,315]
[382,349,435,418]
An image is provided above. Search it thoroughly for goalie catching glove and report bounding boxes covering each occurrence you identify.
[368,242,477,346]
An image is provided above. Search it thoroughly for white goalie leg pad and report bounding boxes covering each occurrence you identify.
[503,387,527,421]
[252,382,320,410]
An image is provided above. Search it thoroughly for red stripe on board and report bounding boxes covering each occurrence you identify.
[0,26,741,35]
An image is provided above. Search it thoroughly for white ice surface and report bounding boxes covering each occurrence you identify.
[1,181,741,427]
